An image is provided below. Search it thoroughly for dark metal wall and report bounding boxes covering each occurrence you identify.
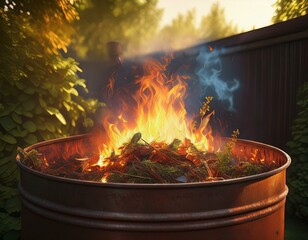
[227,38,308,149]
[205,15,308,149]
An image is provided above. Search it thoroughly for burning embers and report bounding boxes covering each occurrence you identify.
[17,129,278,183]
[18,54,278,183]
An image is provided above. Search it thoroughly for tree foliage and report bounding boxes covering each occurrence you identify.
[72,0,163,59]
[155,3,238,52]
[199,2,238,41]
[158,9,199,50]
[286,82,308,220]
[0,0,102,238]
[72,1,239,59]
[272,0,307,23]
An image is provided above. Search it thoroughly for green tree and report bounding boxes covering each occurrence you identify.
[153,3,238,51]
[0,0,102,238]
[72,0,163,59]
[158,9,200,50]
[272,0,307,23]
[199,2,238,41]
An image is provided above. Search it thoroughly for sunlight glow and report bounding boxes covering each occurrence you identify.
[158,0,276,32]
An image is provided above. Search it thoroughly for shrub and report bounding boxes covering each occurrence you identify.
[286,82,308,220]
[0,1,103,238]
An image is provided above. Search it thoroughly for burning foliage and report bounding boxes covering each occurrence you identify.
[17,130,276,183]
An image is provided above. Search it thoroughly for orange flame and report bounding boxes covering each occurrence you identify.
[99,57,215,164]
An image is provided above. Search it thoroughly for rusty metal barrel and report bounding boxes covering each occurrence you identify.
[17,135,290,240]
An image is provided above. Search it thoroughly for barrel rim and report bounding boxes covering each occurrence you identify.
[17,134,291,189]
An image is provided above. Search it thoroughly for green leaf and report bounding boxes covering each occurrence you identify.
[22,121,36,133]
[286,141,298,148]
[15,81,25,90]
[1,173,19,186]
[4,144,15,152]
[0,117,17,132]
[39,98,47,108]
[0,186,18,202]
[24,134,38,144]
[21,111,34,118]
[63,101,71,111]
[50,85,58,97]
[299,136,308,144]
[0,155,11,167]
[14,107,23,115]
[0,134,17,144]
[75,79,86,88]
[0,140,6,152]
[18,94,30,102]
[0,108,12,117]
[40,131,56,140]
[5,195,21,214]
[46,106,58,115]
[0,212,21,233]
[34,105,43,115]
[0,161,17,179]
[41,81,51,90]
[0,163,11,177]
[68,88,79,96]
[14,107,34,117]
[45,122,55,132]
[25,65,34,71]
[10,129,28,138]
[55,112,67,125]
[77,104,85,112]
[22,100,36,111]
[11,112,22,124]
[24,87,36,95]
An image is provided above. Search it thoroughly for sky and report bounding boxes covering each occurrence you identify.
[157,0,276,31]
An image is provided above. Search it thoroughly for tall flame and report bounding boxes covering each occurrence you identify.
[99,56,215,158]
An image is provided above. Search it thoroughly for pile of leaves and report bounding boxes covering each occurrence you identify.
[18,130,276,184]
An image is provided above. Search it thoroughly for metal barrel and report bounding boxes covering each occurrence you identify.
[17,135,290,240]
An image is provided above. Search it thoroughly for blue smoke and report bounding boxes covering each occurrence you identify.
[195,48,239,111]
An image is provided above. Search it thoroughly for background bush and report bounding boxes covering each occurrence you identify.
[286,82,308,220]
[0,1,103,239]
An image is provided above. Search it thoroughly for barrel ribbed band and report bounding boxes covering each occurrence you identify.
[20,184,288,231]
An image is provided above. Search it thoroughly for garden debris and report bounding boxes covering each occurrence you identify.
[17,130,276,183]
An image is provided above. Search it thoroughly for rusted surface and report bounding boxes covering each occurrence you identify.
[17,135,290,240]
